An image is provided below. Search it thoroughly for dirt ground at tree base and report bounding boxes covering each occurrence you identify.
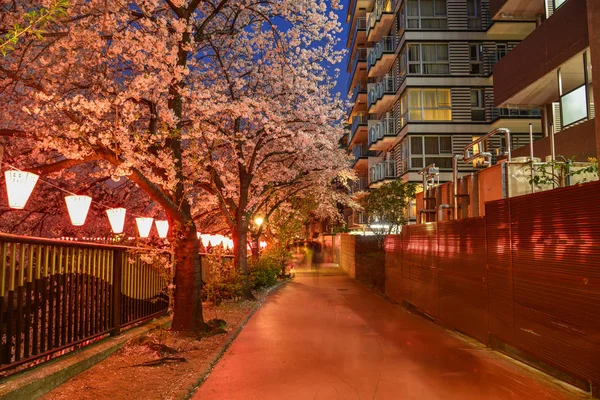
[41,300,257,400]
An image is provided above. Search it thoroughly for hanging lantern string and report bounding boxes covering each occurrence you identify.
[1,161,151,219]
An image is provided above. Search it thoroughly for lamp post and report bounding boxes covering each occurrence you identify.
[251,216,264,260]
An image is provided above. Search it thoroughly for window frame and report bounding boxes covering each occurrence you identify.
[407,43,450,75]
[469,43,483,74]
[406,88,452,121]
[471,88,486,121]
[406,0,448,30]
[407,135,454,170]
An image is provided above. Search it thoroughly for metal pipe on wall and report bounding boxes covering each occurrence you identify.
[529,123,536,194]
[549,123,556,162]
[452,154,463,220]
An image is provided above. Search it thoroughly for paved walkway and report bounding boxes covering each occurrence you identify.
[194,266,584,400]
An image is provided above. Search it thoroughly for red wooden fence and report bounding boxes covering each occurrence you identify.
[384,180,600,395]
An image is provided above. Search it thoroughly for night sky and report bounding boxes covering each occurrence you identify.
[333,0,351,100]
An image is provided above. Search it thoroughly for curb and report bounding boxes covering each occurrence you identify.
[177,279,289,400]
[0,316,171,400]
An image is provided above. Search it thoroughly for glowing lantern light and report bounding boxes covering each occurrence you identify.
[199,234,211,248]
[213,235,225,246]
[260,241,268,249]
[155,220,169,238]
[106,208,127,234]
[65,195,92,226]
[4,171,39,209]
[254,216,264,227]
[135,217,154,238]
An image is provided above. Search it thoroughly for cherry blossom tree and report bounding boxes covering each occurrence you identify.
[0,0,351,331]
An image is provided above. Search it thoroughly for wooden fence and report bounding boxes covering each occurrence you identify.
[382,180,600,396]
[0,234,169,373]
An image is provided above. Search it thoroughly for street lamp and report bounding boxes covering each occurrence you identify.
[254,216,264,227]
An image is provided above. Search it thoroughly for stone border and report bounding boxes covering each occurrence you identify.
[176,279,288,400]
[0,317,171,400]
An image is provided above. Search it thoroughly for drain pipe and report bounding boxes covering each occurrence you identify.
[549,123,556,162]
[452,154,463,220]
[438,204,452,222]
[529,123,535,193]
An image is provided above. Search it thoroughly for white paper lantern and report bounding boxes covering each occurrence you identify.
[210,235,224,247]
[65,195,92,226]
[199,234,211,248]
[136,217,154,238]
[106,208,127,234]
[155,220,169,238]
[4,171,39,209]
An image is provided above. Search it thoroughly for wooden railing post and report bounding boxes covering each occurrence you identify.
[111,249,123,336]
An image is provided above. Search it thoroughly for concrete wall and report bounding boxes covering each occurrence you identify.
[339,234,382,290]
[511,119,597,161]
[340,234,356,277]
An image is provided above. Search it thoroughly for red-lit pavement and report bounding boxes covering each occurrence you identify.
[193,266,585,400]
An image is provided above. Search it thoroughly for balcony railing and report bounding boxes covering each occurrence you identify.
[368,74,396,109]
[367,36,396,74]
[491,108,541,120]
[348,48,368,92]
[352,144,376,165]
[350,81,368,104]
[348,113,369,145]
[349,17,367,54]
[371,160,396,184]
[467,16,482,30]
[349,176,369,194]
[367,0,396,38]
[369,117,396,147]
[483,50,508,74]
[351,211,368,226]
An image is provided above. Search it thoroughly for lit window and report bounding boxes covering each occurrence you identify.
[407,88,452,121]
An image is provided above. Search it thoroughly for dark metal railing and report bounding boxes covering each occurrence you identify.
[0,234,169,373]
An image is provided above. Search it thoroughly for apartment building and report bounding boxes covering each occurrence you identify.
[345,0,542,227]
[492,0,599,161]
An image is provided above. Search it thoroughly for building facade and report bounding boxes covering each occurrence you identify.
[492,0,599,161]
[345,0,543,227]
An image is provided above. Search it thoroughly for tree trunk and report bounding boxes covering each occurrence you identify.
[233,223,256,300]
[171,225,207,332]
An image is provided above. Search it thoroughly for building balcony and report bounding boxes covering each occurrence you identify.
[352,144,376,170]
[370,160,396,187]
[489,107,542,132]
[489,0,544,21]
[349,210,368,227]
[368,74,398,114]
[348,113,369,148]
[349,176,369,195]
[347,48,368,95]
[367,0,396,43]
[350,81,368,105]
[367,36,396,78]
[348,17,367,61]
[486,0,538,35]
[347,82,369,121]
[493,0,589,107]
[368,117,396,150]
